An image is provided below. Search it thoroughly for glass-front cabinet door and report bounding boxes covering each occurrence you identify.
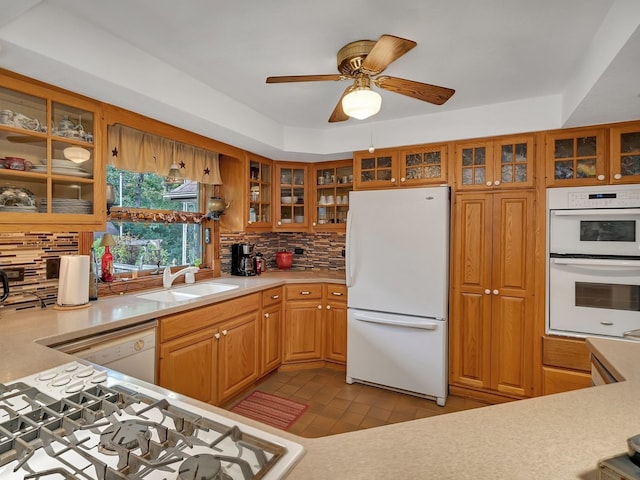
[545,128,606,186]
[610,122,640,184]
[399,144,448,186]
[313,160,352,231]
[455,135,534,190]
[248,157,271,227]
[274,162,308,230]
[353,149,398,189]
[0,74,102,231]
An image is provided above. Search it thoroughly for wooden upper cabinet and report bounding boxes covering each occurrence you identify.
[247,155,273,229]
[219,152,273,232]
[545,127,606,186]
[610,121,640,184]
[354,144,448,190]
[353,148,398,189]
[454,135,535,190]
[312,159,352,231]
[274,162,310,231]
[0,70,104,232]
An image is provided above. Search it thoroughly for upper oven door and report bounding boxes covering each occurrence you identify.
[549,208,640,256]
[548,257,640,338]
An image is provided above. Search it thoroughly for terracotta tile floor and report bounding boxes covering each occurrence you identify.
[223,367,490,438]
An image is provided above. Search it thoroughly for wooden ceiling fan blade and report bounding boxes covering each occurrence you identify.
[361,35,417,75]
[374,76,455,105]
[328,86,352,123]
[266,74,345,83]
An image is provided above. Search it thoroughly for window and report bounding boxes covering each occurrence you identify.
[94,165,204,276]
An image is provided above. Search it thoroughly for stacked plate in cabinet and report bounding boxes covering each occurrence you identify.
[40,198,92,214]
[31,159,91,178]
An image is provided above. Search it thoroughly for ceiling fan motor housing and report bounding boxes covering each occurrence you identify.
[337,40,376,75]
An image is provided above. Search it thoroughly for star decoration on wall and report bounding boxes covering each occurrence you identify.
[179,161,185,169]
[204,167,210,175]
[112,147,118,157]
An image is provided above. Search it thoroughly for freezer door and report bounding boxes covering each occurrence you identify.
[346,309,447,404]
[346,186,450,318]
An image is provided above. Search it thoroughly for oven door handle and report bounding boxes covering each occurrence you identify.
[551,208,640,216]
[552,257,640,267]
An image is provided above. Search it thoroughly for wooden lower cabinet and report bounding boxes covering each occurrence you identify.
[283,283,348,365]
[158,327,217,403]
[158,293,260,405]
[449,191,537,400]
[283,284,324,362]
[261,287,283,375]
[324,284,348,364]
[541,336,592,395]
[217,311,260,403]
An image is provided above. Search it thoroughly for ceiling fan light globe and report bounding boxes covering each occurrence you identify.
[341,88,382,120]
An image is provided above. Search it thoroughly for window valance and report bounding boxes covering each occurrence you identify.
[107,124,223,185]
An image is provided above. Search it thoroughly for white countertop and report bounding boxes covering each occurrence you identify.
[1,272,639,479]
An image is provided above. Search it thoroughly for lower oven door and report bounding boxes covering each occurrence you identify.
[548,256,640,337]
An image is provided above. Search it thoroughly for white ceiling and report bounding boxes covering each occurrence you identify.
[0,0,639,161]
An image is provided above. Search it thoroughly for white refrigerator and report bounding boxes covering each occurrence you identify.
[345,186,450,406]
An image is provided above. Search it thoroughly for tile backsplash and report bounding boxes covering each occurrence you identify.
[220,232,345,274]
[0,230,345,313]
[0,232,79,312]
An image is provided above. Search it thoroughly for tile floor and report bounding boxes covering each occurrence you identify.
[223,367,490,438]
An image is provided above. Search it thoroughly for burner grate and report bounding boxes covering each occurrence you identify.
[0,370,291,480]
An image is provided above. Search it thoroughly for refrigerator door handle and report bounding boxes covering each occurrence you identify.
[353,312,439,330]
[346,210,354,287]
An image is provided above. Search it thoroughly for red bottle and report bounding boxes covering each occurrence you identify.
[101,246,114,282]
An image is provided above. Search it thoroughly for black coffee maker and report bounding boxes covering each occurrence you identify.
[231,243,256,276]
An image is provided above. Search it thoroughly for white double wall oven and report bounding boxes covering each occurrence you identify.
[547,185,640,339]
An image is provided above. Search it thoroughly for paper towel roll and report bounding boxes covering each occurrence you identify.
[57,255,90,306]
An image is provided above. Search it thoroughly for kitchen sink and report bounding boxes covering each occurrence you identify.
[136,282,239,303]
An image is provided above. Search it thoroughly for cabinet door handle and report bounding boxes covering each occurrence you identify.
[494,180,500,186]
[300,290,311,295]
[600,321,614,326]
[214,333,221,340]
[222,329,228,336]
[614,173,622,180]
[271,294,279,299]
[484,289,491,294]
[486,181,493,186]
[390,177,396,183]
[317,305,322,309]
[326,305,331,310]
[400,177,406,183]
[331,291,344,296]
[493,289,499,295]
[597,174,606,181]
[264,313,270,318]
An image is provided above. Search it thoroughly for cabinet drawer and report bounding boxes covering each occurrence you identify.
[542,336,591,372]
[285,284,323,300]
[262,287,283,307]
[160,293,260,341]
[325,283,347,302]
[542,366,592,395]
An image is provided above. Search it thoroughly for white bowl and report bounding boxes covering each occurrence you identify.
[294,216,304,223]
[281,196,298,204]
[280,218,292,223]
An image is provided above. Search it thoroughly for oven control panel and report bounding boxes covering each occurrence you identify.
[567,189,640,208]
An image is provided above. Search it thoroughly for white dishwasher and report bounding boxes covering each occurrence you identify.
[56,321,157,384]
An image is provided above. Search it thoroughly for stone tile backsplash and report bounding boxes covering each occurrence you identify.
[0,232,79,312]
[0,230,345,313]
[220,232,346,274]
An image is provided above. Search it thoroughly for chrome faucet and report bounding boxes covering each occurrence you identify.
[163,266,199,289]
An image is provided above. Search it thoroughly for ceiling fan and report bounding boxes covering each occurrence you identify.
[266,34,455,123]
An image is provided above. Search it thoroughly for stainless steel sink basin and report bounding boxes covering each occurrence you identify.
[136,282,239,303]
